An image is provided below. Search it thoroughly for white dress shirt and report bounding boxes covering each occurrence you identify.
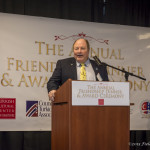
[76,59,96,81]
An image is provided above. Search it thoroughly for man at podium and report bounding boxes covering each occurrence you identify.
[47,38,109,101]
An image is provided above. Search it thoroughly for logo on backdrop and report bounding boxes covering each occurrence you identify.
[26,101,38,117]
[140,100,150,118]
[0,98,16,119]
[26,100,51,117]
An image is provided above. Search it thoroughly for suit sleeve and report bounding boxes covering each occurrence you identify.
[47,60,62,93]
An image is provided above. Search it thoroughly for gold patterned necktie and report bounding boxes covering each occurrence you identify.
[80,63,86,80]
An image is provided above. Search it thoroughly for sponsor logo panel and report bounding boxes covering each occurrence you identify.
[0,98,16,119]
[26,100,51,118]
[140,100,150,118]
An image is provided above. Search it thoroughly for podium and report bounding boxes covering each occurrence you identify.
[51,79,130,150]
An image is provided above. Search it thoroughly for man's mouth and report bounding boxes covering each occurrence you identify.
[77,54,83,57]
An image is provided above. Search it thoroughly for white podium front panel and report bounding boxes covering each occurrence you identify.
[72,81,129,106]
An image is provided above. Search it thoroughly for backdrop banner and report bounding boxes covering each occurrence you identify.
[0,13,149,131]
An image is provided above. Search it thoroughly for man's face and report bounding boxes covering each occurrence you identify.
[73,39,89,63]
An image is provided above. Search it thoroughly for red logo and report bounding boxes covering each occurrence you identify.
[98,99,104,105]
[141,101,150,114]
[0,98,16,119]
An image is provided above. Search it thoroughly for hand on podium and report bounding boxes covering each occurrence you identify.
[48,90,56,101]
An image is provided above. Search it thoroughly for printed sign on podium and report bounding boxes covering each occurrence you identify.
[72,81,129,106]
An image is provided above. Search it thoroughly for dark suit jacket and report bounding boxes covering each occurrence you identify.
[47,57,109,92]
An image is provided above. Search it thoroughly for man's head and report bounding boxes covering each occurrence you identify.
[73,38,90,63]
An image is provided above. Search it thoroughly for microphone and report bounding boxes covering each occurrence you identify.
[93,56,102,66]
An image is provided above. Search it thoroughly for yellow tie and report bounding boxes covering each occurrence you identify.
[80,63,86,80]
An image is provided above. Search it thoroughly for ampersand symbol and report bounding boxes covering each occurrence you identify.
[1,73,14,86]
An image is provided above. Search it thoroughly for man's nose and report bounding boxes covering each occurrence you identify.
[78,48,82,52]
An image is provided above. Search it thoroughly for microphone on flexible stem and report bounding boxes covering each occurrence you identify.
[93,56,102,66]
[93,56,146,81]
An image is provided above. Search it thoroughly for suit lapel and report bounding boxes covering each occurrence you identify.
[69,58,77,80]
[90,59,99,81]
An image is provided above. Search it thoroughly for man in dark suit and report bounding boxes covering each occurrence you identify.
[47,38,109,100]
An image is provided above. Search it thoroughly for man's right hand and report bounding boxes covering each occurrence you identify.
[48,90,56,101]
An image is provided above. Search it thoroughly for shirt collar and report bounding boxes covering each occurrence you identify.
[76,58,90,67]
